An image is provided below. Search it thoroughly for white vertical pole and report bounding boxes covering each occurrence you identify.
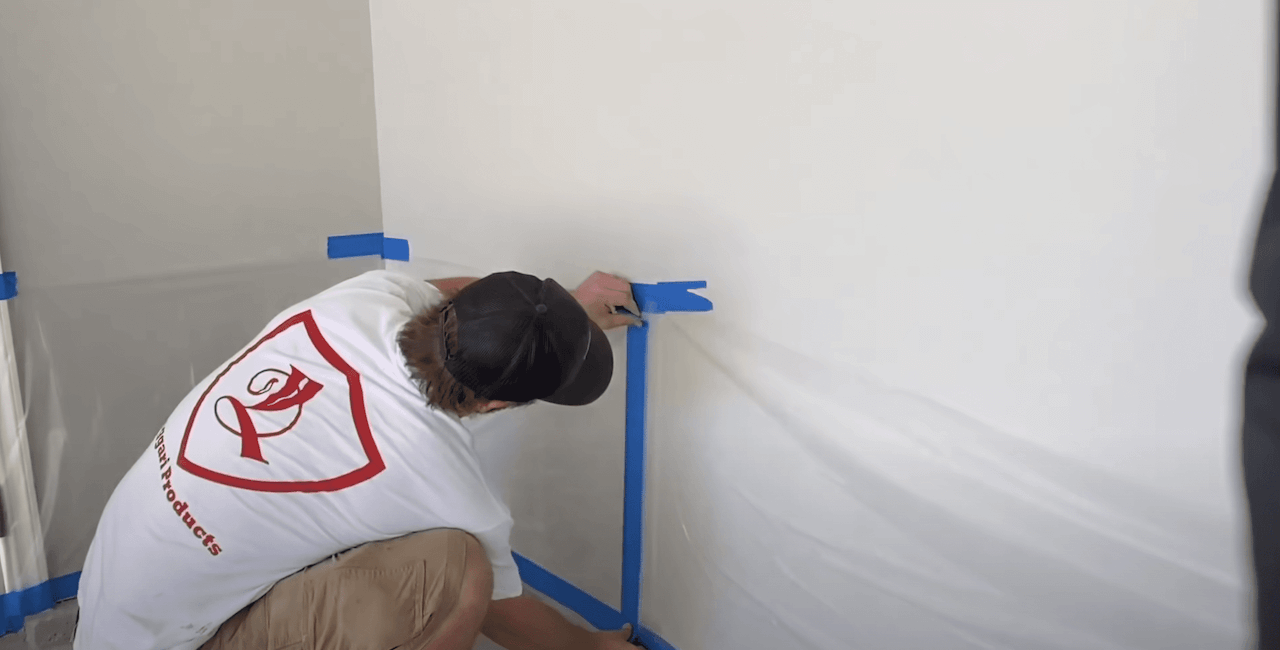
[0,257,48,595]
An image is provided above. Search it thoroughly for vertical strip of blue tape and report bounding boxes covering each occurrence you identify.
[622,320,649,629]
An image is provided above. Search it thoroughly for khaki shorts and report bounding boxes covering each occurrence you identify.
[201,529,469,650]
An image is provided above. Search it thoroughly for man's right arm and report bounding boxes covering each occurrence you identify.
[482,595,634,650]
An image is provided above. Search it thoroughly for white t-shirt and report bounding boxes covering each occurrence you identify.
[75,270,523,650]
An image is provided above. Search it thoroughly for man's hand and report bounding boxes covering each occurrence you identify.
[591,625,638,649]
[574,272,643,330]
[483,596,637,650]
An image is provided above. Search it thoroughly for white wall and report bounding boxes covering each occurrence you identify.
[371,1,1271,648]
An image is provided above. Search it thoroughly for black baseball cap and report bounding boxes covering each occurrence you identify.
[440,271,613,405]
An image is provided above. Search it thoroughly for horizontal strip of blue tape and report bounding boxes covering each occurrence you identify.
[631,281,712,315]
[1,572,80,635]
[0,272,16,301]
[514,552,680,650]
[327,233,382,258]
[327,233,411,261]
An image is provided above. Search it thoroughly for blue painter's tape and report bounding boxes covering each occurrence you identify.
[382,237,410,262]
[631,282,712,315]
[621,322,649,628]
[513,281,708,650]
[1,571,80,635]
[514,553,627,632]
[515,552,680,650]
[0,272,16,301]
[327,233,411,261]
[50,572,79,602]
[636,626,681,650]
[327,233,384,259]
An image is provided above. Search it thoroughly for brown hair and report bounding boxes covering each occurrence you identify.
[397,302,494,418]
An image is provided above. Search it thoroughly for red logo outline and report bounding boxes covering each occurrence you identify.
[177,310,384,493]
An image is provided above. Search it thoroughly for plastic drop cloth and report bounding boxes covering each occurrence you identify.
[9,259,379,579]
[641,321,1246,650]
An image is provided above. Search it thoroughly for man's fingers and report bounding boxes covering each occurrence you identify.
[603,283,641,316]
[576,271,641,317]
[601,313,642,330]
[593,313,641,330]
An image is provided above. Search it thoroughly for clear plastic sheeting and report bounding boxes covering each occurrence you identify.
[643,321,1245,650]
[0,258,47,597]
[0,0,387,595]
[10,260,378,578]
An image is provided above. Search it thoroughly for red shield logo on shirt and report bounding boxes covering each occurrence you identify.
[177,310,384,493]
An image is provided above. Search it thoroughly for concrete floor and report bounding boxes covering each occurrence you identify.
[0,585,597,649]
[0,599,75,650]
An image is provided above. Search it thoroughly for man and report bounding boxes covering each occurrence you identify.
[74,268,642,650]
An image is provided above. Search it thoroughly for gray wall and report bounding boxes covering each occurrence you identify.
[0,0,384,577]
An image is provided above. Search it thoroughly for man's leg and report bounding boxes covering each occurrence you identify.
[200,529,493,650]
[403,532,493,650]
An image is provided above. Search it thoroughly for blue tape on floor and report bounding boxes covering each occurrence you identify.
[636,627,681,650]
[514,553,627,632]
[1,572,80,635]
[621,321,649,628]
[515,552,680,650]
[327,233,411,261]
[0,272,16,301]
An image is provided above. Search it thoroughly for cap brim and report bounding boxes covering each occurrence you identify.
[542,320,614,406]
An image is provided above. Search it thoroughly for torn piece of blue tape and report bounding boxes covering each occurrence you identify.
[514,552,679,650]
[1,571,80,635]
[326,233,410,261]
[0,272,16,301]
[631,281,712,315]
